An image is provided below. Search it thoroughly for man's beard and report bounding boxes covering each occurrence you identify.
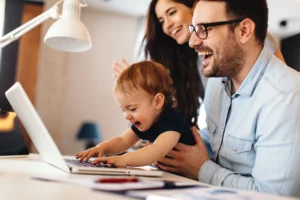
[205,32,245,78]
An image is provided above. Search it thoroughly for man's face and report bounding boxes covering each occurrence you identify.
[189,1,245,78]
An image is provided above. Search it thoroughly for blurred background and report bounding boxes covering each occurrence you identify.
[0,0,299,155]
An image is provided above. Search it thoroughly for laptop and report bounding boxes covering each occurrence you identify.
[5,82,163,177]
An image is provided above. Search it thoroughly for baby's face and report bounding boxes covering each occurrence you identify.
[115,89,159,132]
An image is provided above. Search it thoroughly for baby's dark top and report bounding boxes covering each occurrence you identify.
[131,107,196,145]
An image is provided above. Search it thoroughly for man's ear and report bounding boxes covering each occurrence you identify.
[154,93,165,109]
[237,18,256,44]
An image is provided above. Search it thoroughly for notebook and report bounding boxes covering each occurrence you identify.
[5,82,163,177]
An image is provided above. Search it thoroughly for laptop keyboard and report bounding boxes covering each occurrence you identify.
[64,158,113,168]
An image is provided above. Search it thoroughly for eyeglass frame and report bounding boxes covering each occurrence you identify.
[189,18,244,40]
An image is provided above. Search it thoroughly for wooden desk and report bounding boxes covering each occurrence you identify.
[0,154,200,200]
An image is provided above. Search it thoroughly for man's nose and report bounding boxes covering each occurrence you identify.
[189,31,203,48]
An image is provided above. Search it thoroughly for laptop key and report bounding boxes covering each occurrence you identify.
[64,159,113,168]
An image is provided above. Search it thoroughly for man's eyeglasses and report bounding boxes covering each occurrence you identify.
[189,19,243,39]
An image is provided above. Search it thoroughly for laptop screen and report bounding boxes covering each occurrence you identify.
[0,111,29,156]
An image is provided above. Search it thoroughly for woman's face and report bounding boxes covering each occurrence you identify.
[155,0,194,45]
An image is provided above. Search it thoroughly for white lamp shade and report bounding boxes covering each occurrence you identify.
[44,18,92,52]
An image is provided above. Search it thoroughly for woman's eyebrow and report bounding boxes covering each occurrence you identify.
[157,7,176,21]
[165,7,176,14]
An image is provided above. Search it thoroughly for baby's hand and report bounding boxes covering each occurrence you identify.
[93,155,128,168]
[76,146,104,162]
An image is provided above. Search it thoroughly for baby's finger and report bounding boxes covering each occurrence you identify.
[76,152,83,158]
[152,162,159,167]
[84,151,95,162]
[79,150,89,161]
[92,157,108,164]
[106,159,115,165]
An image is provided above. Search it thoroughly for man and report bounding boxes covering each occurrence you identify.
[157,0,300,196]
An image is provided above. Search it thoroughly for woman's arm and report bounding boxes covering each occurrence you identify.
[274,49,285,63]
[111,58,129,78]
[265,32,285,63]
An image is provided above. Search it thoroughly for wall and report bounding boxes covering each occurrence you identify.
[36,1,139,154]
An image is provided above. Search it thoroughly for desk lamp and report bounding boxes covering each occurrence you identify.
[77,122,102,149]
[0,0,92,52]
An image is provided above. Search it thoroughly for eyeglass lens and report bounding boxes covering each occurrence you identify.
[189,24,207,39]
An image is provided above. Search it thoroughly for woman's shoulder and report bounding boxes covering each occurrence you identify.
[264,32,279,53]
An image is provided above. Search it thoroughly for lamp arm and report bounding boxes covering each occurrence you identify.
[0,1,64,48]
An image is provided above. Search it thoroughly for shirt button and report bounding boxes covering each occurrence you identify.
[233,146,237,151]
[221,125,225,129]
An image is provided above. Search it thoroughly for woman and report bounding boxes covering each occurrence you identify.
[112,0,284,127]
[114,0,203,127]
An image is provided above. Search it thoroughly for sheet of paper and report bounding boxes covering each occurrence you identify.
[128,187,293,200]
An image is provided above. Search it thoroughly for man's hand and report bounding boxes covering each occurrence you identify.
[157,127,210,180]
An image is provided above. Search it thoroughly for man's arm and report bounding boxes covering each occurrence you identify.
[198,104,214,158]
[199,93,300,196]
[200,127,214,159]
[158,93,300,196]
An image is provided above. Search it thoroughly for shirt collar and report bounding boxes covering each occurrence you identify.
[222,46,272,97]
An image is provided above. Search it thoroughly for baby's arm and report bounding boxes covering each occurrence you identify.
[99,128,139,155]
[123,131,181,166]
[76,128,139,161]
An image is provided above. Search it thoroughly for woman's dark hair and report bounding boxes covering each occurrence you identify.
[142,0,203,126]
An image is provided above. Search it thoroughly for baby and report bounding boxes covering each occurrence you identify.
[76,61,195,167]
